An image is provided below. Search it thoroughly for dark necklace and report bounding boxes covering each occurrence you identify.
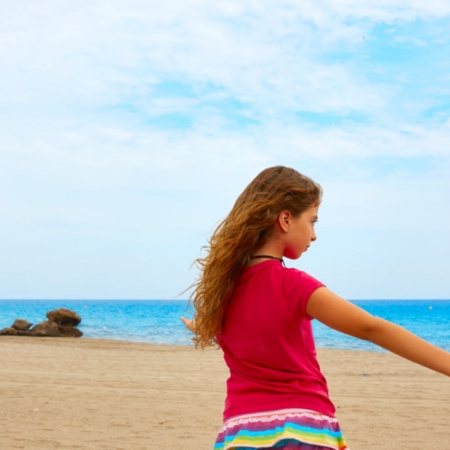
[251,254,285,265]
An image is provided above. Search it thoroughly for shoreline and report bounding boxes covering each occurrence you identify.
[1,337,449,449]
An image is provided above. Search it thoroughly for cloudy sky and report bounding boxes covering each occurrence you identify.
[1,0,449,300]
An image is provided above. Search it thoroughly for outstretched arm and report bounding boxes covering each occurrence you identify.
[180,316,196,333]
[307,287,450,377]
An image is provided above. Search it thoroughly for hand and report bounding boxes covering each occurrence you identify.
[180,317,195,332]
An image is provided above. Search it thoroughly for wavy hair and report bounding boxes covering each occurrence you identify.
[189,166,322,348]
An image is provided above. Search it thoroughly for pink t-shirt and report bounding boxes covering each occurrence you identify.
[219,260,336,420]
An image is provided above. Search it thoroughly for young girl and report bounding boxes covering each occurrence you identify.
[182,165,450,450]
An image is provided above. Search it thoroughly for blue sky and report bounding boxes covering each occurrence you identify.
[1,1,449,299]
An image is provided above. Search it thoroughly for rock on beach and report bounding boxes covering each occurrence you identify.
[0,308,83,338]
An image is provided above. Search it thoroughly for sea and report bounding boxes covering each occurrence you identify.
[0,299,449,352]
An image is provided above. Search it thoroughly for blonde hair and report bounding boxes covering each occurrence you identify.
[189,166,322,348]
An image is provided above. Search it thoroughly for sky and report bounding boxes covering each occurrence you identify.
[1,0,449,300]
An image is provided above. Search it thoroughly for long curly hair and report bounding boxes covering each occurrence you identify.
[189,166,322,348]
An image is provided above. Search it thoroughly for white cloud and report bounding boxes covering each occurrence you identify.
[2,1,448,117]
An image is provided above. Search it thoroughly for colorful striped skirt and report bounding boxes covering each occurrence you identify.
[214,408,349,450]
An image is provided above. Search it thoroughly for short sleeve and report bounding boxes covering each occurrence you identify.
[281,268,325,320]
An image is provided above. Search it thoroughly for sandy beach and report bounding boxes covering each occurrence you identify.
[0,337,449,449]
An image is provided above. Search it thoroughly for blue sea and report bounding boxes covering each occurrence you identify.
[0,299,449,352]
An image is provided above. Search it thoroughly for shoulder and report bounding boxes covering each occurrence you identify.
[280,267,325,316]
[281,266,324,290]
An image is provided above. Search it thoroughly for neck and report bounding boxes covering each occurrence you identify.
[251,254,284,265]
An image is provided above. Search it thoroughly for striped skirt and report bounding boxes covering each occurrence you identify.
[214,408,349,450]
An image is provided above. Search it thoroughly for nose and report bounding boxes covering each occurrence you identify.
[311,229,317,242]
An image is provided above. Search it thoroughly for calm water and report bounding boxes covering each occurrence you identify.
[0,299,449,352]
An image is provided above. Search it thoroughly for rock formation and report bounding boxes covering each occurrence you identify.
[0,308,83,337]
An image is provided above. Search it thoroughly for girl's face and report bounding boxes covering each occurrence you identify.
[282,205,319,260]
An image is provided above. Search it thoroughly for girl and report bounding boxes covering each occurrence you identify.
[182,165,450,450]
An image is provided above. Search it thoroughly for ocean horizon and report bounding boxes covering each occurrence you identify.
[0,299,449,352]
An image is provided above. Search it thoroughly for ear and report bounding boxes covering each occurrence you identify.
[277,210,292,233]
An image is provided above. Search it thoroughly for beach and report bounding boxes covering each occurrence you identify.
[0,337,449,449]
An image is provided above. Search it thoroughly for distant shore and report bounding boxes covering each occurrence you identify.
[0,337,449,449]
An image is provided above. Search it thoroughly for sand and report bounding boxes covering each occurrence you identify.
[1,337,449,449]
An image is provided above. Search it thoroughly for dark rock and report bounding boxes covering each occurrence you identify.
[30,319,83,338]
[57,324,83,338]
[12,319,33,331]
[46,308,81,326]
[0,308,83,338]
[0,327,18,336]
[30,320,61,337]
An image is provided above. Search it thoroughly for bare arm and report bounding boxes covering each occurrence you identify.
[307,287,450,377]
[180,316,195,332]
